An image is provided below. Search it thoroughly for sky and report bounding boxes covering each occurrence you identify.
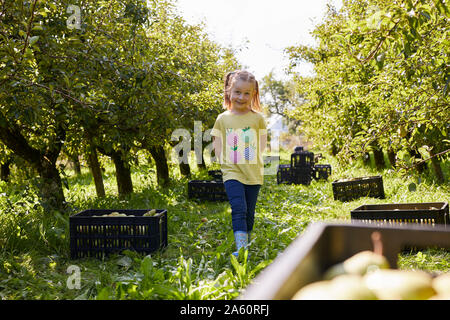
[174,0,343,81]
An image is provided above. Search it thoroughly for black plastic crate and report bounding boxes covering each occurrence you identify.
[332,175,385,202]
[351,202,449,228]
[207,170,223,181]
[312,164,332,180]
[240,222,450,300]
[290,166,312,185]
[70,209,168,259]
[188,180,228,201]
[291,150,314,168]
[277,164,292,184]
[277,165,312,185]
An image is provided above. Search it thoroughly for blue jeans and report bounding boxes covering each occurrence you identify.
[224,180,261,233]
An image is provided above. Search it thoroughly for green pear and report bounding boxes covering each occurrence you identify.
[324,250,390,280]
[292,275,377,300]
[291,280,336,300]
[364,269,436,300]
[143,209,157,217]
[343,251,390,275]
[328,274,378,300]
[432,273,450,295]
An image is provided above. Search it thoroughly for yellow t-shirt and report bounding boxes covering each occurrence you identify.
[211,110,267,185]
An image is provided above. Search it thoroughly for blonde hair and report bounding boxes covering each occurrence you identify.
[223,70,261,112]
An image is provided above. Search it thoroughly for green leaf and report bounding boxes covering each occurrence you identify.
[32,25,44,31]
[443,77,449,96]
[419,11,431,20]
[140,255,153,277]
[48,2,57,11]
[404,41,411,58]
[29,36,39,46]
[38,9,48,17]
[116,256,132,268]
[96,287,112,300]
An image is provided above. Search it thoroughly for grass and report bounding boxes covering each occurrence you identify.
[0,148,449,300]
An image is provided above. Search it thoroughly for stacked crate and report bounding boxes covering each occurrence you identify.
[276,148,316,185]
[290,149,314,185]
[276,147,333,184]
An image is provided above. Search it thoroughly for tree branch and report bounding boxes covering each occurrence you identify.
[20,0,38,58]
[400,148,450,171]
[22,79,96,112]
[0,109,42,165]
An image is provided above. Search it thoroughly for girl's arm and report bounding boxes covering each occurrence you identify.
[212,136,222,164]
[260,133,267,154]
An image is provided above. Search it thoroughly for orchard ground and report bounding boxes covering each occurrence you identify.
[0,147,448,299]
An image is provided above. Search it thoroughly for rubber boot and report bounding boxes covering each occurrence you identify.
[232,231,248,257]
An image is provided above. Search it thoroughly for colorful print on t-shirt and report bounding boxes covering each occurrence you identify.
[226,127,257,164]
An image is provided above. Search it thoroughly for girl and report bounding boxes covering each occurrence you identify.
[211,70,267,258]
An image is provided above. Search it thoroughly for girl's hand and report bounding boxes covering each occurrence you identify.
[260,133,267,154]
[212,136,223,164]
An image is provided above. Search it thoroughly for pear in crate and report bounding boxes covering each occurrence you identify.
[291,280,336,300]
[292,274,377,300]
[432,273,450,296]
[101,211,121,217]
[364,269,436,300]
[143,209,157,217]
[324,250,390,280]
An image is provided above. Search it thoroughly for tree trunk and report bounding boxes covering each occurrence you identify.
[197,158,206,170]
[178,147,191,177]
[362,152,371,167]
[37,158,66,208]
[72,154,81,175]
[148,145,170,187]
[0,112,66,208]
[330,141,339,156]
[372,146,386,170]
[388,149,396,168]
[110,151,133,196]
[37,123,67,208]
[1,158,12,182]
[409,149,426,173]
[179,162,191,177]
[197,143,206,170]
[429,149,445,184]
[87,147,105,198]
